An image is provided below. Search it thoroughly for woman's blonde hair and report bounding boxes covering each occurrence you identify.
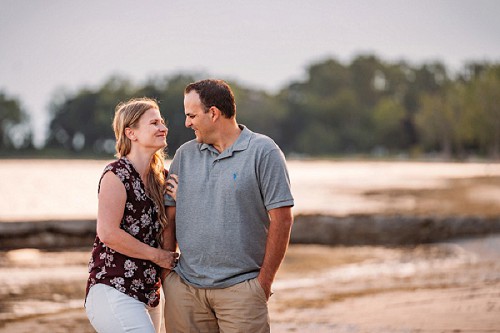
[113,97,168,233]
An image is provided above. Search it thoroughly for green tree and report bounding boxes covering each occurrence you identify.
[306,58,351,97]
[0,92,31,150]
[349,54,385,107]
[467,65,500,158]
[38,56,500,159]
[280,57,375,155]
[231,84,287,146]
[402,62,449,148]
[372,97,407,151]
[416,92,451,157]
[47,76,134,154]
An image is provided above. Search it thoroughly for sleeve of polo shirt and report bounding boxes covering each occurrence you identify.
[258,148,294,211]
[164,151,180,207]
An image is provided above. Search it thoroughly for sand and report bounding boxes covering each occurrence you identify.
[1,236,499,333]
[270,238,500,332]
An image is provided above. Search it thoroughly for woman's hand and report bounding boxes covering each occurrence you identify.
[166,174,179,201]
[152,248,179,270]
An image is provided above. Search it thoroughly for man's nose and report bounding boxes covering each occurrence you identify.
[185,118,191,128]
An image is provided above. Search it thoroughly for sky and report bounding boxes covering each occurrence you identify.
[1,0,500,146]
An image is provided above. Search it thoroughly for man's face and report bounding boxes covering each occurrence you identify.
[184,90,213,144]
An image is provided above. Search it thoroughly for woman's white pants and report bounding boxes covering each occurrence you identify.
[85,283,164,333]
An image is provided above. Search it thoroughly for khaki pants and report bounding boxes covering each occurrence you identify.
[163,271,269,333]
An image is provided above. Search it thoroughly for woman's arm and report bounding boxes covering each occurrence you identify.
[97,171,176,269]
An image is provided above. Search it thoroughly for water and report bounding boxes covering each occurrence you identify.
[2,159,500,221]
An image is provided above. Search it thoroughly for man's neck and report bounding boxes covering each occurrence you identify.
[212,123,242,153]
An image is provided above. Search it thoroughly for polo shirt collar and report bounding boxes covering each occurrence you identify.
[199,124,252,157]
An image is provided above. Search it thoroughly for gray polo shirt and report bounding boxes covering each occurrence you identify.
[164,125,294,288]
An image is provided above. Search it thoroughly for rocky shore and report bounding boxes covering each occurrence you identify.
[2,214,500,250]
[292,214,500,245]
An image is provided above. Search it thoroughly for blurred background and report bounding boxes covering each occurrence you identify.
[1,1,500,332]
[1,0,500,159]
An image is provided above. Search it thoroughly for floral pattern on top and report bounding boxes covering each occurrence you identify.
[85,157,165,307]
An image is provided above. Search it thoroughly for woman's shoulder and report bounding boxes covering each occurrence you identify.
[98,158,132,193]
[103,157,125,171]
[102,157,133,181]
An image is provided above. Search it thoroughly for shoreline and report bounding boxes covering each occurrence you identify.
[2,214,500,250]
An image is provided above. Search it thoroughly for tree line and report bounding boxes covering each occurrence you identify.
[2,54,500,159]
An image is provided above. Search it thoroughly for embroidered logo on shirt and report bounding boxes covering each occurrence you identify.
[233,173,237,181]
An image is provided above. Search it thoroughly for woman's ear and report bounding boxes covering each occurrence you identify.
[125,127,136,141]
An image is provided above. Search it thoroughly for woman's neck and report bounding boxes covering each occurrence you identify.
[126,150,151,182]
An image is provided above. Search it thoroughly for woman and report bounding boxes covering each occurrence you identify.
[85,98,179,333]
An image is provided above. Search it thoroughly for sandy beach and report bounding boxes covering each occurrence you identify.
[1,236,499,332]
[1,159,500,332]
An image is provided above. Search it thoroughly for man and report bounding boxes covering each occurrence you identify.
[162,79,294,332]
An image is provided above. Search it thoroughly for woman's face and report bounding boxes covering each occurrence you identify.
[132,108,168,150]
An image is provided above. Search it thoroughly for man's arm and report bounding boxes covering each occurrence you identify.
[257,206,294,300]
[162,206,177,251]
[161,206,177,279]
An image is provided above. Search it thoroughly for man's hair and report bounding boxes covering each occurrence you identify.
[185,79,236,118]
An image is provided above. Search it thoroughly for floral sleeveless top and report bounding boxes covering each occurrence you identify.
[85,157,165,307]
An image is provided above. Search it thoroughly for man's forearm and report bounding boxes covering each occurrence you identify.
[258,206,294,299]
[162,206,177,251]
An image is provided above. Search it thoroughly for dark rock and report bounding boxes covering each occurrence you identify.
[0,220,96,250]
[2,215,500,249]
[291,214,500,246]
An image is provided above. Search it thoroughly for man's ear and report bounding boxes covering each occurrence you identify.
[125,127,136,141]
[210,106,221,122]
